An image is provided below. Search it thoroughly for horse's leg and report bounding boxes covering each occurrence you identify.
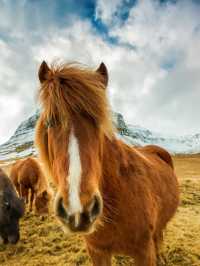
[20,184,27,202]
[16,183,21,197]
[29,188,34,212]
[154,230,163,256]
[134,238,157,266]
[24,188,29,204]
[87,247,112,266]
[19,184,23,198]
[154,230,165,265]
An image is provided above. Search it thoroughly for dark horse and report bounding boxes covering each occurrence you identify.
[0,168,24,244]
[35,61,179,266]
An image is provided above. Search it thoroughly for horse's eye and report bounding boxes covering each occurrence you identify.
[59,78,65,85]
[45,119,54,128]
[4,201,11,210]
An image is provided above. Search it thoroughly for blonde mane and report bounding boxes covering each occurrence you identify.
[38,63,114,138]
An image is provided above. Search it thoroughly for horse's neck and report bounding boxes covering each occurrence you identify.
[36,171,47,194]
[102,136,131,182]
[99,136,134,215]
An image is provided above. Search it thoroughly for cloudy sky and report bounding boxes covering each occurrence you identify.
[0,0,200,144]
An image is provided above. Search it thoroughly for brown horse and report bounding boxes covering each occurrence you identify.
[10,157,52,214]
[35,61,179,266]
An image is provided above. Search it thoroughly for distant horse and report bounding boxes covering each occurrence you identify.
[10,157,52,214]
[35,61,179,266]
[0,168,24,244]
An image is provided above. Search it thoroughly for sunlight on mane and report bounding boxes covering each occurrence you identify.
[38,62,114,138]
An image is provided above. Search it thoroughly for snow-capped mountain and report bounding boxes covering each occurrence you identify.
[0,112,39,163]
[113,113,200,154]
[0,111,200,164]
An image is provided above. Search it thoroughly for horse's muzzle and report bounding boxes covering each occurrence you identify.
[0,232,20,244]
[8,233,20,244]
[55,195,102,233]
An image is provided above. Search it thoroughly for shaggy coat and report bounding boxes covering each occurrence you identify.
[35,61,179,266]
[10,157,52,214]
[0,168,24,244]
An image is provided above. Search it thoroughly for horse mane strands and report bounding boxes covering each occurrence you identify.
[38,63,70,129]
[38,62,114,138]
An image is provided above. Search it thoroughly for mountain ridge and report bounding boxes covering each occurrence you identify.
[0,111,200,164]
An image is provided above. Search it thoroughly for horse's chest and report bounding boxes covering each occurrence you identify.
[86,221,140,253]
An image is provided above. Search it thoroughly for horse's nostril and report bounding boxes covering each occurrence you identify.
[88,195,102,222]
[56,197,68,220]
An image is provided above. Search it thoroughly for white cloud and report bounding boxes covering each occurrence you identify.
[0,94,24,143]
[95,0,200,135]
[95,0,123,25]
[0,0,200,144]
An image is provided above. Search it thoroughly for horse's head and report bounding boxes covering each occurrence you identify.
[35,189,52,215]
[35,61,113,234]
[0,169,25,244]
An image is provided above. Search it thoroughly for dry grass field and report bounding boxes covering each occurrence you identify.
[0,154,200,266]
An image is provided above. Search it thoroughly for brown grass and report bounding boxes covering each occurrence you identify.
[0,154,200,266]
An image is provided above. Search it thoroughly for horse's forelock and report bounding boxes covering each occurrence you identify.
[38,63,114,137]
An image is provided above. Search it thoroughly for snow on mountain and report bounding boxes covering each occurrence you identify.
[0,112,39,164]
[113,113,200,154]
[0,111,199,164]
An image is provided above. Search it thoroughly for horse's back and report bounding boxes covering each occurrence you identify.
[11,157,39,185]
[10,160,24,184]
[137,144,174,169]
[20,158,40,184]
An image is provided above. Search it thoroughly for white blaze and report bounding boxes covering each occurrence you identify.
[67,129,82,215]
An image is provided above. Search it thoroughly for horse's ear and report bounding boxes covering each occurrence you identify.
[38,61,50,83]
[96,62,108,87]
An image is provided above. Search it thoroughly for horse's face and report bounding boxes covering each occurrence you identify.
[36,61,112,234]
[47,123,103,234]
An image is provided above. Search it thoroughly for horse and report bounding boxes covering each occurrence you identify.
[10,157,52,215]
[0,167,25,244]
[35,61,179,266]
